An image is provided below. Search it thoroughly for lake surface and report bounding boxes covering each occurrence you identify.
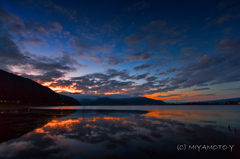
[0,105,240,159]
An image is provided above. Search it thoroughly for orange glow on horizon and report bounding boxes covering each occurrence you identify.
[42,82,83,93]
[103,117,121,121]
[39,81,217,102]
[143,91,219,102]
[104,91,124,95]
[50,86,83,93]
[41,81,127,95]
[142,93,184,101]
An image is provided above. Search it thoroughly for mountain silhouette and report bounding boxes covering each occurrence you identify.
[81,97,166,105]
[87,97,128,105]
[119,97,166,105]
[0,69,80,106]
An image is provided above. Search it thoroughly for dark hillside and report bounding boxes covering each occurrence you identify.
[0,69,80,106]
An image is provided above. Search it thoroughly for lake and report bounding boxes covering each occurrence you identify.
[0,105,240,159]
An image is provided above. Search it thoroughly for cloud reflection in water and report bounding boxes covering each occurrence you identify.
[0,109,240,159]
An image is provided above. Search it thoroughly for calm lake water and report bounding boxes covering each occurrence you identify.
[0,105,240,159]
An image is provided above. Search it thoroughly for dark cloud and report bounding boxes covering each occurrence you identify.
[0,31,29,72]
[217,0,240,9]
[198,120,217,123]
[123,1,150,11]
[124,51,153,61]
[19,0,78,21]
[146,76,157,82]
[157,94,181,97]
[222,87,240,91]
[22,70,65,82]
[18,53,80,82]
[181,46,196,53]
[133,64,152,71]
[215,38,240,54]
[155,60,167,66]
[135,73,149,80]
[141,20,167,31]
[125,20,186,47]
[206,7,240,27]
[124,19,181,45]
[179,56,191,61]
[157,72,168,76]
[195,93,216,97]
[136,38,240,94]
[0,7,64,45]
[76,52,123,66]
[71,36,114,53]
[0,2,239,98]
[217,13,234,23]
[180,51,201,61]
[0,7,21,24]
[224,27,233,34]
[124,34,144,44]
[30,59,73,72]
[180,55,224,72]
[192,88,210,91]
[73,69,132,82]
[0,6,83,82]
[50,80,74,87]
[184,52,199,56]
[167,68,177,73]
[123,19,187,64]
[0,34,27,60]
[103,56,124,65]
[196,83,208,86]
[70,35,122,66]
[0,30,80,83]
[53,69,152,94]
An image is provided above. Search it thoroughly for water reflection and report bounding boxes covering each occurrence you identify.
[0,108,76,144]
[0,107,240,159]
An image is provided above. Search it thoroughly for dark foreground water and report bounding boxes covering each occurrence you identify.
[0,105,240,159]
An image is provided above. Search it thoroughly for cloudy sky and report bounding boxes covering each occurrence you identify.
[0,0,239,102]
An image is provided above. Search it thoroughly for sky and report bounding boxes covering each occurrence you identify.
[0,0,240,102]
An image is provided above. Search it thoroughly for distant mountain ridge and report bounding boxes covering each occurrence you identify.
[85,97,128,105]
[0,69,80,106]
[76,96,166,105]
[201,97,240,103]
[168,97,240,105]
[119,97,166,105]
